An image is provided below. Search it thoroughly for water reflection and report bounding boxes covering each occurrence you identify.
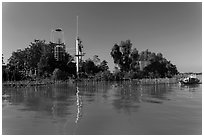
[179,84,201,92]
[110,82,182,115]
[2,82,177,116]
[75,86,83,123]
[2,82,174,116]
[111,82,172,107]
[110,83,141,114]
[2,82,202,135]
[3,85,77,118]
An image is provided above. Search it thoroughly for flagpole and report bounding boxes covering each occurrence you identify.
[76,16,79,78]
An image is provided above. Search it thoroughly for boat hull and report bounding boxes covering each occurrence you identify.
[179,81,200,85]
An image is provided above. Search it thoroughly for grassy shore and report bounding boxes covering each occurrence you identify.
[2,77,180,88]
[136,78,178,85]
[2,79,62,88]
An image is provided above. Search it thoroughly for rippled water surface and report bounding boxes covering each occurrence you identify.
[2,81,202,135]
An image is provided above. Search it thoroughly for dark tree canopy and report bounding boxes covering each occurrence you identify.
[110,44,122,64]
[110,40,133,72]
[120,40,132,56]
[111,39,179,78]
[81,56,109,77]
[7,39,76,80]
[99,60,109,72]
[4,38,178,81]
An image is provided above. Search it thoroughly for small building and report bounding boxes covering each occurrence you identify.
[54,43,65,61]
[51,28,66,62]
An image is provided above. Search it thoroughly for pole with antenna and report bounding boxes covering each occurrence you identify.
[75,16,85,79]
[75,16,79,78]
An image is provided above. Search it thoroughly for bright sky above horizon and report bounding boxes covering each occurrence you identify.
[2,2,202,73]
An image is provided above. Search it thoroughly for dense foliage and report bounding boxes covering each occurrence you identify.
[110,40,178,78]
[3,39,178,81]
[3,39,110,81]
[80,56,109,78]
[4,39,75,81]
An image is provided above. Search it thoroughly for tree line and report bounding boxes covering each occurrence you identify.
[110,40,178,79]
[2,39,178,81]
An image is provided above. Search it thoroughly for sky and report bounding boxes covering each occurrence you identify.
[2,2,202,73]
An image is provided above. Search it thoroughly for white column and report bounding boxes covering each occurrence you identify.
[76,38,79,75]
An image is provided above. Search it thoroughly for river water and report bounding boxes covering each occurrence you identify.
[2,80,202,135]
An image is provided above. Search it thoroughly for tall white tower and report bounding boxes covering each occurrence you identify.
[75,16,84,77]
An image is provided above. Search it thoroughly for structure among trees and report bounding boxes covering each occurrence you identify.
[51,28,66,62]
[3,37,178,81]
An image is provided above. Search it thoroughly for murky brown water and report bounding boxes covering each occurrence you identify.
[2,80,202,135]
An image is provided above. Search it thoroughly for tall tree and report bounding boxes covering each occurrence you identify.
[110,40,132,72]
[110,40,179,78]
[26,39,46,70]
[110,43,122,65]
[37,44,55,76]
[130,48,139,61]
[8,49,27,71]
[98,60,109,72]
[120,40,132,56]
[82,59,96,75]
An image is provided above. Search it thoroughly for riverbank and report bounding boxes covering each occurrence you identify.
[2,77,181,88]
[132,77,179,85]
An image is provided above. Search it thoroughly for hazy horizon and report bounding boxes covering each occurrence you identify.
[2,2,202,73]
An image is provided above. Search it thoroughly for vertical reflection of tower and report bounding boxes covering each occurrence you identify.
[51,28,66,61]
[75,86,83,123]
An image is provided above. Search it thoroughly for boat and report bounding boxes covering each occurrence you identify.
[179,75,200,84]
